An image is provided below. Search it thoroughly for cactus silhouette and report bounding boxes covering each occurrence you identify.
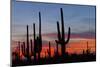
[26,25,30,59]
[21,44,23,55]
[18,41,20,60]
[47,42,51,58]
[86,41,90,54]
[33,12,42,61]
[21,42,25,56]
[55,8,71,56]
[23,42,26,56]
[82,50,85,55]
[33,23,36,60]
[30,39,33,56]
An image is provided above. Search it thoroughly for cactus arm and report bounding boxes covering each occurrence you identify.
[55,40,61,44]
[57,21,61,41]
[65,27,71,44]
[55,21,62,44]
[30,39,33,55]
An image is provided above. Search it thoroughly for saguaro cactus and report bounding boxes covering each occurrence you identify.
[18,41,20,60]
[23,42,25,56]
[21,44,23,55]
[21,42,25,56]
[55,8,71,56]
[86,41,90,54]
[33,12,42,60]
[47,42,51,57]
[33,23,36,60]
[26,25,30,59]
[30,39,33,56]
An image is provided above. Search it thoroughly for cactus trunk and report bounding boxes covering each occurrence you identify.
[30,39,33,56]
[86,41,90,54]
[48,42,51,57]
[26,25,30,59]
[23,42,25,56]
[38,12,42,54]
[33,23,36,60]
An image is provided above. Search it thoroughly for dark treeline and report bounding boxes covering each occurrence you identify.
[12,8,96,67]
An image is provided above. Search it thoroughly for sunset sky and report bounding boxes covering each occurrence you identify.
[12,0,96,56]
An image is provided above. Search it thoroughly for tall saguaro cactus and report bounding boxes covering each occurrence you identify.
[38,12,42,54]
[26,25,30,59]
[33,12,42,61]
[55,8,71,56]
[33,23,36,60]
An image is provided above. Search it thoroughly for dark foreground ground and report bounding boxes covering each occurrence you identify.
[12,52,96,67]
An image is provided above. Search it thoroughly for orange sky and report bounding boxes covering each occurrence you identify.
[40,39,95,58]
[12,38,96,59]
